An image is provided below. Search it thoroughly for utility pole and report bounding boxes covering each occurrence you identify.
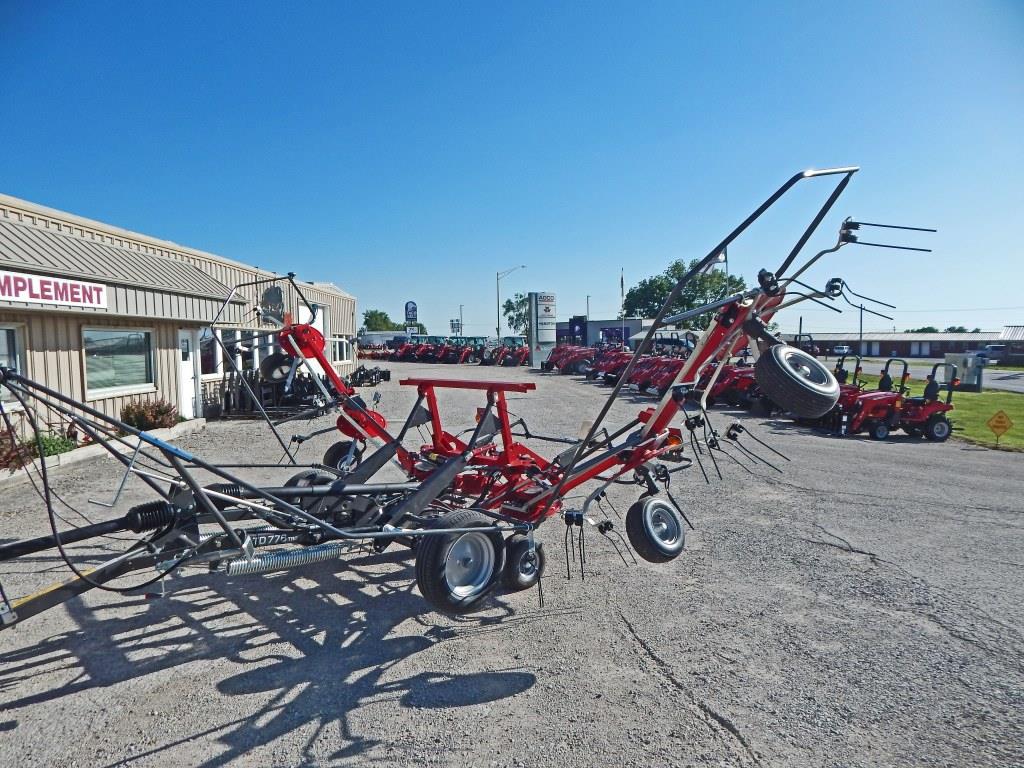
[586,295,590,320]
[859,304,864,356]
[459,304,464,335]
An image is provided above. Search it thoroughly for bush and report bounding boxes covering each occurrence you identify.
[0,431,32,471]
[32,433,77,457]
[121,399,179,431]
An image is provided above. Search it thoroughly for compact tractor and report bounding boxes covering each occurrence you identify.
[842,362,958,440]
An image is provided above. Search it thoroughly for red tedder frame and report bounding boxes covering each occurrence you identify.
[248,167,860,528]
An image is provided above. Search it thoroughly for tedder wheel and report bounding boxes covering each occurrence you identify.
[322,440,364,473]
[284,470,336,510]
[285,469,335,487]
[754,344,839,419]
[870,421,890,440]
[626,497,686,563]
[415,510,506,615]
[501,534,546,592]
[925,415,952,442]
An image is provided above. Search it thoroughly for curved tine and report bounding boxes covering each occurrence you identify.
[777,292,843,313]
[842,283,897,309]
[840,290,895,320]
[688,430,710,484]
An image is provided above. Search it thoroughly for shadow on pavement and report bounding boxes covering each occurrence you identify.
[0,549,538,766]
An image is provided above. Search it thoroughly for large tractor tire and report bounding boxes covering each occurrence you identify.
[754,344,839,419]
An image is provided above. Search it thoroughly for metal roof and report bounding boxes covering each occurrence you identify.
[1000,326,1024,341]
[782,331,1002,342]
[0,217,240,301]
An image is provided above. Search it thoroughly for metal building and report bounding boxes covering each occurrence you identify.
[0,193,356,423]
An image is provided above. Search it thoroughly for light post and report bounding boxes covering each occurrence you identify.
[496,265,526,338]
[459,304,464,336]
[586,295,590,320]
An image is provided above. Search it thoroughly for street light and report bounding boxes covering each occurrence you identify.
[459,304,464,336]
[586,295,590,320]
[496,265,526,337]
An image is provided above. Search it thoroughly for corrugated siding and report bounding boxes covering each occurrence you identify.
[0,218,238,300]
[0,310,180,422]
[0,200,356,339]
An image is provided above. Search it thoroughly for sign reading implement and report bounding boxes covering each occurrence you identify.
[0,269,108,309]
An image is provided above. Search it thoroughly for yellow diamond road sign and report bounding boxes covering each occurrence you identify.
[986,410,1013,438]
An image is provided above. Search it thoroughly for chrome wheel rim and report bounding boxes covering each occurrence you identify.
[445,533,495,599]
[648,504,681,546]
[782,349,829,385]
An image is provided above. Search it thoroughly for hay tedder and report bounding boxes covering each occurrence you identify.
[2,166,888,632]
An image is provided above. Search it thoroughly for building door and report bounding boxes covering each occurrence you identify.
[178,329,198,420]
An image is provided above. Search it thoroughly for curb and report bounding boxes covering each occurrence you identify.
[0,419,208,489]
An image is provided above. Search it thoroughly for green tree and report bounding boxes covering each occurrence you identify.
[904,326,939,333]
[971,327,982,333]
[944,325,968,333]
[360,309,426,334]
[621,259,746,329]
[502,293,530,337]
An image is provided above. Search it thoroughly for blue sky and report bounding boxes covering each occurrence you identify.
[2,1,1022,335]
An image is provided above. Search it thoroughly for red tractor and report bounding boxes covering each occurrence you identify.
[494,337,530,366]
[551,345,596,374]
[705,363,758,407]
[844,362,958,441]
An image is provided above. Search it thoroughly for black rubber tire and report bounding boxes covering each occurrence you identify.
[870,421,890,440]
[284,469,335,487]
[925,415,951,442]
[724,389,743,407]
[414,510,505,616]
[625,497,686,563]
[501,534,546,592]
[502,354,518,367]
[322,440,364,473]
[754,344,839,419]
[571,359,592,375]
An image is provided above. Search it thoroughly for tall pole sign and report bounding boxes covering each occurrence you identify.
[528,291,557,367]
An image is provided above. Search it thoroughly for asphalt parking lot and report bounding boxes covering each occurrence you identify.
[1,361,1022,767]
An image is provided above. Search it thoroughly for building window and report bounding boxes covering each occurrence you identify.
[331,337,352,364]
[241,331,256,371]
[200,330,221,376]
[0,326,25,403]
[83,328,154,394]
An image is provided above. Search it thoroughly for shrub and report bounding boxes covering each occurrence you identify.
[32,433,77,457]
[0,430,32,471]
[121,399,179,431]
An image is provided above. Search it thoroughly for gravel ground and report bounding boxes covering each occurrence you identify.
[1,361,1022,767]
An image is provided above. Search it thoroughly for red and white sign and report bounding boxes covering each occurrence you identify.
[0,269,108,309]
